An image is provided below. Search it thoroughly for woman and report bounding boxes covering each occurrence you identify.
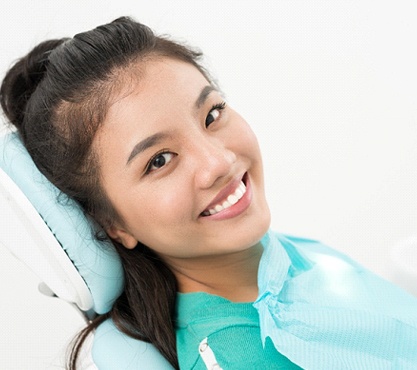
[1,17,417,370]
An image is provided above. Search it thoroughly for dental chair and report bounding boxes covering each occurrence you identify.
[0,130,174,369]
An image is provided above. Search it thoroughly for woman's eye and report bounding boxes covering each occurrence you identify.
[205,101,226,127]
[146,152,175,173]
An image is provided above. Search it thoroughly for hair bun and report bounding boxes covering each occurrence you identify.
[0,38,68,130]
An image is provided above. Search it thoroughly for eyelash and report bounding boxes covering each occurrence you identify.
[212,101,226,111]
[145,149,174,174]
[205,101,226,127]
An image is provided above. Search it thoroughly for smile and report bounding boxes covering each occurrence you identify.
[201,181,247,216]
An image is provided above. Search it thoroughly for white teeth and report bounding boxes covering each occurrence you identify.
[235,188,243,199]
[203,180,247,216]
[222,200,231,209]
[227,194,238,205]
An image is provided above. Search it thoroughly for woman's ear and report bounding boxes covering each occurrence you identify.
[106,226,138,249]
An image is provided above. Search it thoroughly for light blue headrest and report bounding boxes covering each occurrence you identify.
[92,319,174,369]
[0,131,124,314]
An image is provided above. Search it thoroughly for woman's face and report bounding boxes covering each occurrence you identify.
[95,57,270,264]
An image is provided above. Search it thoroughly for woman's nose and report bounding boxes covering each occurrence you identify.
[193,138,237,189]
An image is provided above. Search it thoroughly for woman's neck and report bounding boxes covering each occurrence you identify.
[165,242,264,302]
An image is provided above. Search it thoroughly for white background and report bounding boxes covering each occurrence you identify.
[0,1,416,368]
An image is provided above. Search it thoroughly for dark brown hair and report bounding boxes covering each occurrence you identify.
[0,16,212,369]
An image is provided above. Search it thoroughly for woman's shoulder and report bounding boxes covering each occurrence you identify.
[175,292,300,370]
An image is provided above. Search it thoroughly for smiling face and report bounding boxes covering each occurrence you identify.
[94,57,270,267]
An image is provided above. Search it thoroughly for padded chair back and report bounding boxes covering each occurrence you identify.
[0,131,124,314]
[0,130,174,369]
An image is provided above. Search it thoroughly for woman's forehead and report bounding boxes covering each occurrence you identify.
[96,58,216,155]
[107,58,211,115]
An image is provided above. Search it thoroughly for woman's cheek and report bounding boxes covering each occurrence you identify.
[146,180,189,220]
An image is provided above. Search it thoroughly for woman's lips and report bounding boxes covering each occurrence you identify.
[200,173,252,220]
[201,180,246,216]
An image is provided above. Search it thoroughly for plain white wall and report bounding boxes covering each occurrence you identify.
[0,1,416,368]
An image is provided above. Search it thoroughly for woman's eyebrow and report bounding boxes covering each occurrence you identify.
[126,132,170,165]
[195,85,217,109]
